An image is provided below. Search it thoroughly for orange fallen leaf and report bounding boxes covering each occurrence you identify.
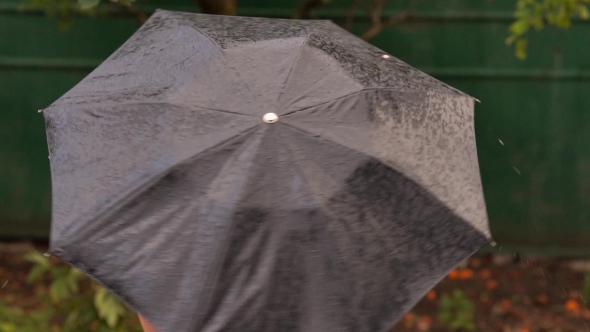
[501,299,512,310]
[534,294,549,306]
[448,270,459,279]
[565,300,580,313]
[426,290,437,301]
[417,316,432,331]
[479,269,492,279]
[403,313,415,328]
[403,313,414,322]
[419,316,433,324]
[459,269,474,280]
[485,279,498,290]
[509,270,522,280]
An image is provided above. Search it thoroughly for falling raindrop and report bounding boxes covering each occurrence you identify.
[498,139,504,145]
[513,166,521,175]
[1,281,7,289]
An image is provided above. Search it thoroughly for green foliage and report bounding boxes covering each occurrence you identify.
[19,0,137,29]
[508,0,590,59]
[438,289,476,331]
[0,250,142,332]
[94,287,128,328]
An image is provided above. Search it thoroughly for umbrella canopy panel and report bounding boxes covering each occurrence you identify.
[44,10,491,332]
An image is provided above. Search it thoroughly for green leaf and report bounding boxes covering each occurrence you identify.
[78,0,100,10]
[51,266,71,280]
[438,311,452,323]
[65,268,86,294]
[509,19,530,36]
[23,252,50,268]
[0,322,16,332]
[26,265,48,283]
[94,288,127,328]
[63,310,80,328]
[505,35,517,45]
[578,4,590,19]
[49,279,70,303]
[516,38,529,60]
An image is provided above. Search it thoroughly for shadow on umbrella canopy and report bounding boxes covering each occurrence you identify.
[42,9,492,332]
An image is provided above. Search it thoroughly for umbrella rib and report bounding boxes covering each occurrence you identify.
[186,25,254,96]
[275,34,310,109]
[188,25,221,48]
[152,101,255,118]
[48,100,254,118]
[281,89,364,118]
[281,87,469,118]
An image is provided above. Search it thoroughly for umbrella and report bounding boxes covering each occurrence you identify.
[43,10,493,332]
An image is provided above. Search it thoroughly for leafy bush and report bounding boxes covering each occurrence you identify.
[438,289,476,331]
[0,251,141,332]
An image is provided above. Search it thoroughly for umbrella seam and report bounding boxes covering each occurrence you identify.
[186,24,256,97]
[45,101,255,119]
[275,34,311,110]
[281,87,469,118]
[192,127,268,330]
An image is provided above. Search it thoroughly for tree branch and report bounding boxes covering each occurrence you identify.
[114,2,147,23]
[293,0,327,19]
[345,0,360,30]
[196,0,237,15]
[361,10,410,41]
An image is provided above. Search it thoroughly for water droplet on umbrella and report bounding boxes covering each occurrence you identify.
[382,54,391,59]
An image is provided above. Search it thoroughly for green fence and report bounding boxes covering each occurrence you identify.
[1,0,589,253]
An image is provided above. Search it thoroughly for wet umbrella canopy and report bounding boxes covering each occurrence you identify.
[43,10,492,332]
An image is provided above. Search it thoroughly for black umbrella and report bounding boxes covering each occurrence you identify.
[43,10,492,332]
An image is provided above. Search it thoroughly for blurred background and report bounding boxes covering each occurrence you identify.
[1,0,589,331]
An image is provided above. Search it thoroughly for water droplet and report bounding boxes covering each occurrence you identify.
[498,139,504,145]
[381,54,391,59]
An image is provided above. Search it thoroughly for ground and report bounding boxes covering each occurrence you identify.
[1,242,589,332]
